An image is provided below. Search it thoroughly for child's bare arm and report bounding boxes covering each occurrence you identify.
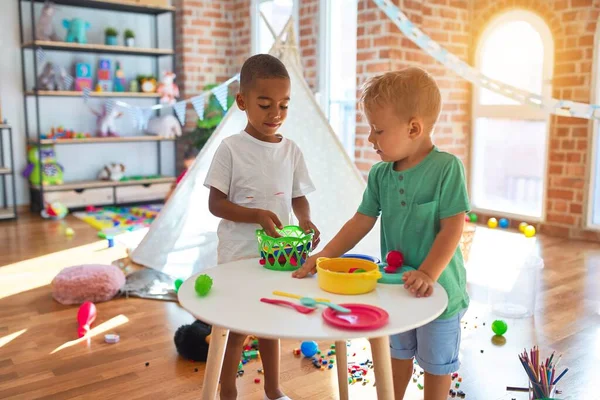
[208,187,283,237]
[403,213,465,297]
[292,212,377,278]
[292,196,321,247]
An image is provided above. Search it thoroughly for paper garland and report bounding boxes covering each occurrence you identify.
[373,0,600,120]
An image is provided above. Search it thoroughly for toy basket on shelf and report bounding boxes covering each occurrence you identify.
[460,222,476,263]
[256,226,314,271]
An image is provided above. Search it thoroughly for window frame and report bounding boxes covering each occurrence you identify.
[586,22,600,230]
[250,0,299,55]
[470,10,554,221]
[317,0,358,158]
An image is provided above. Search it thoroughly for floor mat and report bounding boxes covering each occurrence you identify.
[73,205,163,238]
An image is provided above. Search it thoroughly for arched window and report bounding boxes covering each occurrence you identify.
[251,0,298,55]
[471,11,553,219]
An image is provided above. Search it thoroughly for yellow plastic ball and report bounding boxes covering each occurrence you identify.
[487,217,498,229]
[519,222,528,232]
[524,225,536,238]
[65,227,75,236]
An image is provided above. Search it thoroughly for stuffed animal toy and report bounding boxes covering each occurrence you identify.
[157,72,180,105]
[63,18,90,44]
[146,115,182,138]
[22,146,64,185]
[98,163,125,181]
[174,320,212,362]
[91,103,123,137]
[37,62,70,91]
[36,1,61,41]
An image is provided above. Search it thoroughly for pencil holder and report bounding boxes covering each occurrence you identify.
[256,225,313,271]
[529,381,556,399]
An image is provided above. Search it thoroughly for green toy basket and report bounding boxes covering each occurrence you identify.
[256,225,314,271]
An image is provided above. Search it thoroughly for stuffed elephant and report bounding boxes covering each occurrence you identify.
[63,18,90,44]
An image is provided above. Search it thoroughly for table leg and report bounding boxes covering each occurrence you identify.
[201,325,229,400]
[334,340,349,400]
[368,336,394,400]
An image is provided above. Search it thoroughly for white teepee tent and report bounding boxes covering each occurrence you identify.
[129,21,380,278]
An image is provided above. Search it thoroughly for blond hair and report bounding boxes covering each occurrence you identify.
[360,67,442,133]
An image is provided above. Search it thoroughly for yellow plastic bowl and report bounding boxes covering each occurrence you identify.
[316,257,382,295]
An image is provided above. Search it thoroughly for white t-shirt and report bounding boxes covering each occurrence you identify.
[204,131,315,264]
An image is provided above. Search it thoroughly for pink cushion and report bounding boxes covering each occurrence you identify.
[52,264,125,305]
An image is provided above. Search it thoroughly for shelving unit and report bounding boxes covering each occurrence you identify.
[0,124,17,220]
[25,90,162,98]
[29,136,175,145]
[18,0,176,212]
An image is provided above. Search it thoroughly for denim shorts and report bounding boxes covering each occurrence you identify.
[389,308,466,375]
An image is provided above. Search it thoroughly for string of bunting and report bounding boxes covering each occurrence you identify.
[83,74,239,128]
[373,0,600,121]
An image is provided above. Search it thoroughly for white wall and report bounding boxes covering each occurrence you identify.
[1,1,175,206]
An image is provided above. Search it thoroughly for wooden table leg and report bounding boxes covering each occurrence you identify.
[201,325,229,400]
[369,336,394,400]
[334,340,349,400]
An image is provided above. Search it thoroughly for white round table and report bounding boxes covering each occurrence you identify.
[178,259,448,400]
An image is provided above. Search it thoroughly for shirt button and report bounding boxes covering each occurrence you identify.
[399,189,405,195]
[401,201,406,206]
[398,175,404,181]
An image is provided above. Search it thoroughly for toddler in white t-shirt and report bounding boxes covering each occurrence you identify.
[204,54,320,400]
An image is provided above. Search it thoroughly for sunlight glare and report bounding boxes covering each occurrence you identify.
[50,314,129,354]
[0,329,27,348]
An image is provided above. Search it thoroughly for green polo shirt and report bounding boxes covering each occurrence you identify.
[358,147,470,319]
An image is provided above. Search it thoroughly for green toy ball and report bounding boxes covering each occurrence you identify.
[491,319,508,336]
[468,212,478,223]
[194,274,213,297]
[174,278,184,293]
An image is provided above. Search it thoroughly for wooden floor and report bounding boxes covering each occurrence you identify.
[1,212,599,399]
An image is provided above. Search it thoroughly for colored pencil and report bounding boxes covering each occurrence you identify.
[552,368,569,385]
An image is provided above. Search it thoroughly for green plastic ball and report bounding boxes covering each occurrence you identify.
[194,274,213,297]
[469,212,478,223]
[174,278,184,293]
[491,319,508,336]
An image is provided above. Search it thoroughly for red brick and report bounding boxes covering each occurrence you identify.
[548,189,574,201]
[547,213,576,225]
[548,164,564,175]
[553,200,568,212]
[565,152,581,163]
[570,203,583,214]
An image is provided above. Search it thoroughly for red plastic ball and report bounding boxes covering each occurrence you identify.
[386,250,404,268]
[259,258,266,265]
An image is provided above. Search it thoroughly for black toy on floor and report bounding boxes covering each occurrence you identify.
[174,320,212,362]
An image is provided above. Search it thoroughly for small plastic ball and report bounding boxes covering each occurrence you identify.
[174,278,183,292]
[65,227,75,236]
[194,274,213,297]
[386,250,404,269]
[499,218,509,229]
[464,214,470,222]
[524,225,536,238]
[469,212,478,223]
[487,218,498,229]
[491,319,508,336]
[300,341,318,358]
[519,222,528,232]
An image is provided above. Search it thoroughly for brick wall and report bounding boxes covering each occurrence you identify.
[472,0,600,240]
[298,0,320,90]
[354,0,471,178]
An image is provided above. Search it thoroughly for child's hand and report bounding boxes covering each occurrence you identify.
[257,210,283,238]
[292,253,319,278]
[403,270,435,298]
[299,219,320,249]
